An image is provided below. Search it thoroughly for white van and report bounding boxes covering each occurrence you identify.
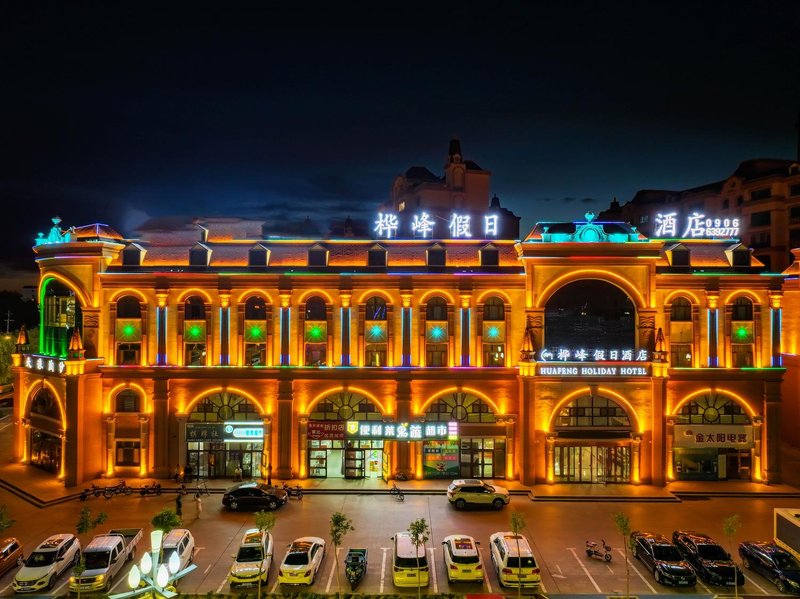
[489,532,540,588]
[161,530,195,573]
[391,532,429,588]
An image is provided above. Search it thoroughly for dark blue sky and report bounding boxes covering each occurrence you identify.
[2,2,799,286]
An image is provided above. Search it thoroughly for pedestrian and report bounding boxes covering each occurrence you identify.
[234,465,242,482]
[184,464,193,483]
[175,493,182,517]
[267,462,272,486]
[173,464,182,482]
[195,493,203,519]
[208,453,216,479]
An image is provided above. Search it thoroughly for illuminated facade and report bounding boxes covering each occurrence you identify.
[12,206,788,489]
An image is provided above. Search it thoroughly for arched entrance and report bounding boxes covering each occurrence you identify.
[307,390,383,479]
[549,392,635,483]
[186,391,263,480]
[25,383,66,476]
[422,391,504,479]
[671,391,754,481]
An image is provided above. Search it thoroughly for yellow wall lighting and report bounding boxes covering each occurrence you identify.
[180,386,267,416]
[475,289,513,304]
[176,288,214,304]
[297,289,335,304]
[419,289,456,304]
[355,289,394,304]
[414,387,504,418]
[663,289,700,305]
[108,288,148,303]
[535,269,646,309]
[23,380,67,426]
[235,289,274,304]
[304,386,388,416]
[39,272,92,308]
[106,382,150,414]
[670,387,758,418]
[723,289,761,304]
[545,387,642,433]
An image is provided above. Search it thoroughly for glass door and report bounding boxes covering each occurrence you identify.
[344,448,364,478]
[308,441,327,478]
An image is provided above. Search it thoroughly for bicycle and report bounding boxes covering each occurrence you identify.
[103,480,132,499]
[389,483,404,502]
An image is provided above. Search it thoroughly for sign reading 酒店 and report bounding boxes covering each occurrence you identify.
[673,424,754,449]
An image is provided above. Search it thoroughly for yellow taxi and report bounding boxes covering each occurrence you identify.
[441,535,483,583]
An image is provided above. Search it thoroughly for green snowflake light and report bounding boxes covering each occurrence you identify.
[249,325,263,338]
[187,325,202,339]
[369,324,384,339]
[308,325,324,340]
[429,325,445,341]
[735,325,751,341]
[122,324,136,338]
[486,325,500,340]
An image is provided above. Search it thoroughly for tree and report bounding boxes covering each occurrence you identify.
[0,505,14,531]
[407,518,430,599]
[330,512,354,599]
[74,508,108,599]
[613,512,632,599]
[151,508,182,533]
[723,514,742,599]
[510,511,527,599]
[254,510,277,599]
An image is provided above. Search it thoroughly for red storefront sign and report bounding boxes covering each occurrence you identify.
[307,421,346,440]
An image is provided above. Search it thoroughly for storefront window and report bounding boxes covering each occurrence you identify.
[244,296,269,366]
[364,296,388,367]
[425,297,448,366]
[555,395,631,429]
[41,279,80,358]
[30,430,61,474]
[115,441,140,466]
[676,393,751,425]
[424,392,496,424]
[310,391,382,421]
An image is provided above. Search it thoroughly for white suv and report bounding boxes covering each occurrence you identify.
[489,531,540,588]
[13,534,81,593]
[229,528,274,588]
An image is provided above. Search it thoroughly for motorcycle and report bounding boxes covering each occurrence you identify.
[586,539,612,562]
[103,480,133,499]
[140,482,162,496]
[79,483,102,501]
[282,483,303,500]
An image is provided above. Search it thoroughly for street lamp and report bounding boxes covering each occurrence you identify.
[109,530,196,599]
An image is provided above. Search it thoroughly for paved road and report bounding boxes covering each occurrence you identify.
[0,489,795,596]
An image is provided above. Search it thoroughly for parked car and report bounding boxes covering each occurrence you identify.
[489,531,540,588]
[0,538,23,578]
[160,529,195,573]
[672,530,744,586]
[447,479,510,510]
[12,534,80,593]
[739,541,800,594]
[631,531,696,587]
[441,535,482,583]
[229,528,274,588]
[277,537,325,585]
[222,482,288,511]
[69,528,142,593]
[391,532,429,588]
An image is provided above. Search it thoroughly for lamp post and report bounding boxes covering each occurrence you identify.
[109,530,196,599]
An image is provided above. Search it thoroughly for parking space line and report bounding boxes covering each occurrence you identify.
[568,547,602,593]
[325,547,339,593]
[743,573,769,594]
[615,549,656,594]
[428,547,438,594]
[53,578,69,595]
[479,548,492,593]
[270,578,280,593]
[697,578,712,593]
[380,547,388,594]
[110,571,129,593]
[215,574,228,594]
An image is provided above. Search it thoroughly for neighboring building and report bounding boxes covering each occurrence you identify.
[599,159,800,272]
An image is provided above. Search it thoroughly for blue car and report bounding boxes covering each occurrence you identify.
[739,541,800,594]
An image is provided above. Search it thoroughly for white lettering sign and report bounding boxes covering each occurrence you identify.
[449,213,472,238]
[653,212,740,238]
[24,355,66,375]
[654,212,678,237]
[374,212,399,238]
[411,212,435,238]
[346,421,458,440]
[484,215,498,237]
[538,365,649,377]
[540,348,649,362]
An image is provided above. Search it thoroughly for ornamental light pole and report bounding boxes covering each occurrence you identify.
[109,530,196,599]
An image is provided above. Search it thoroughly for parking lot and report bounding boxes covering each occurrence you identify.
[0,486,796,597]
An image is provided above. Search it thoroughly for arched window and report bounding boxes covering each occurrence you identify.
[188,392,259,422]
[29,387,60,420]
[676,393,751,425]
[364,297,388,367]
[115,295,143,365]
[554,395,631,429]
[243,296,268,366]
[425,297,448,366]
[304,296,327,366]
[669,297,693,367]
[730,297,754,367]
[424,392,496,423]
[183,295,207,366]
[41,279,81,358]
[309,391,382,421]
[482,297,506,367]
[115,389,141,412]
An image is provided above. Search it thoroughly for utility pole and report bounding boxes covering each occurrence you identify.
[3,311,12,334]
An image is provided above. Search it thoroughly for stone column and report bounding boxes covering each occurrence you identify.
[460,295,471,366]
[105,415,116,476]
[546,434,556,484]
[156,292,168,366]
[340,294,351,367]
[63,374,84,487]
[152,378,170,477]
[764,379,782,483]
[395,373,412,476]
[280,295,291,366]
[401,294,412,366]
[770,293,782,367]
[706,292,719,367]
[500,416,516,480]
[108,303,117,365]
[219,292,230,366]
[753,416,763,483]
[298,415,308,479]
[666,417,676,481]
[276,377,294,478]
[175,413,187,474]
[651,376,667,486]
[139,415,150,476]
[261,415,272,479]
[631,433,642,485]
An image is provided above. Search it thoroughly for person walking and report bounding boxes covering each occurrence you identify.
[267,462,273,486]
[184,464,193,483]
[175,493,183,518]
[208,453,216,479]
[195,493,203,519]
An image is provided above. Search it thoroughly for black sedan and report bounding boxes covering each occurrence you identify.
[222,482,288,511]
[672,530,744,586]
[631,531,696,587]
[739,541,800,594]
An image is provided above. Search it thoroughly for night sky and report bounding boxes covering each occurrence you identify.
[2,2,799,289]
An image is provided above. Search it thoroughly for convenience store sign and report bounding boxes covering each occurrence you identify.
[346,421,458,441]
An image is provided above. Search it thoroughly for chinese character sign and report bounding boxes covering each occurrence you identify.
[374,212,399,238]
[345,421,459,440]
[540,348,649,362]
[652,212,740,239]
[449,214,472,238]
[654,212,677,237]
[484,215,498,237]
[411,212,434,238]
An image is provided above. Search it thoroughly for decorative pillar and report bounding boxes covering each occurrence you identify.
[261,415,272,479]
[637,309,656,354]
[106,415,117,476]
[108,302,118,365]
[139,415,150,476]
[156,292,168,366]
[706,292,719,367]
[297,415,308,479]
[280,295,291,366]
[175,413,187,472]
[529,308,545,357]
[666,417,676,481]
[753,416,763,483]
[140,303,149,366]
[501,416,516,480]
[401,294,412,367]
[340,294,351,367]
[395,374,412,477]
[219,292,230,366]
[546,434,556,484]
[81,308,100,359]
[763,379,782,483]
[770,293,783,367]
[631,433,642,485]
[152,379,170,477]
[460,295,471,366]
[275,377,293,479]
